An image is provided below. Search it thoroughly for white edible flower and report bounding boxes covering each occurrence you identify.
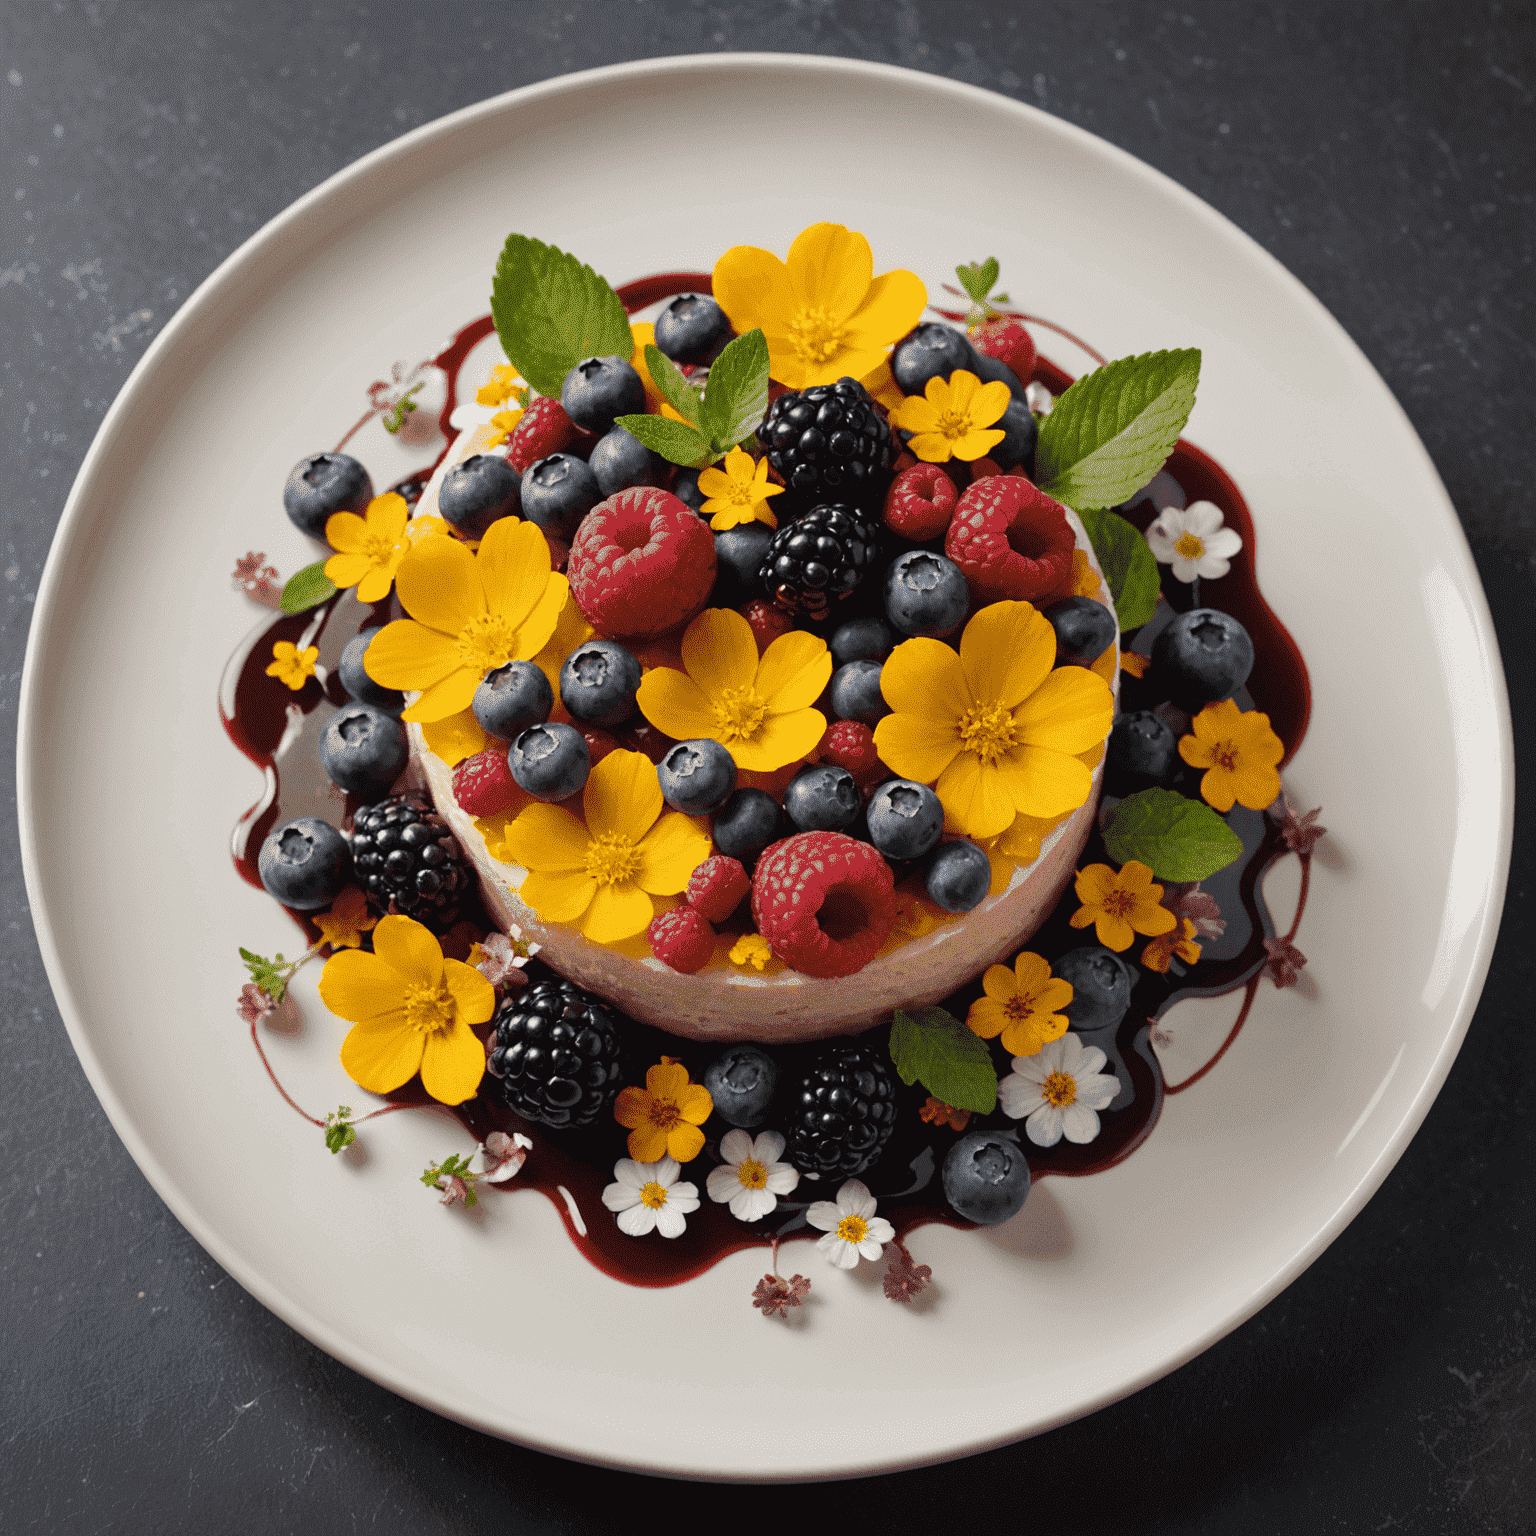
[705,1129,800,1222]
[805,1178,895,1270]
[999,1033,1120,1148]
[1025,380,1054,415]
[601,1156,700,1239]
[472,1130,532,1185]
[1145,500,1243,582]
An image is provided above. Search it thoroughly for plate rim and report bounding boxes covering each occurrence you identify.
[16,51,1515,1480]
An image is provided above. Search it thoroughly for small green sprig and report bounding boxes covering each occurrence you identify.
[382,382,424,435]
[615,329,770,469]
[421,1152,479,1207]
[238,944,320,1006]
[955,256,1011,327]
[323,1107,357,1155]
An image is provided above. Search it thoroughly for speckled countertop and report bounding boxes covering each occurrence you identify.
[4,3,1532,1530]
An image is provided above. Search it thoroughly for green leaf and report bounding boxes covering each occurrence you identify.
[889,1006,998,1115]
[490,234,633,399]
[697,328,770,455]
[1077,508,1161,632]
[279,562,336,615]
[239,946,289,1004]
[323,1107,356,1155]
[613,413,713,468]
[1101,787,1245,881]
[1036,349,1201,512]
[643,344,702,425]
[956,257,1000,305]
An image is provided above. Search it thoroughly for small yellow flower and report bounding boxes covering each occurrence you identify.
[967,951,1074,1056]
[698,446,785,531]
[729,932,774,971]
[887,370,1011,463]
[712,222,926,390]
[1069,860,1177,952]
[317,914,494,1105]
[484,406,526,449]
[505,750,711,944]
[1179,699,1285,812]
[919,1096,972,1132]
[266,640,319,690]
[324,492,411,603]
[1141,916,1202,973]
[614,1056,714,1163]
[637,607,832,773]
[313,887,377,950]
[476,363,526,409]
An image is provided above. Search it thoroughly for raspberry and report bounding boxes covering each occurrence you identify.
[686,855,750,923]
[740,598,794,653]
[820,720,881,784]
[648,905,715,973]
[451,749,520,817]
[567,487,717,638]
[883,462,960,541]
[971,317,1037,386]
[750,831,897,978]
[946,476,1076,605]
[506,396,592,474]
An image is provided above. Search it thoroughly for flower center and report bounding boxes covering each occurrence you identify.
[362,529,399,565]
[646,1096,682,1132]
[789,305,848,365]
[1175,531,1206,559]
[1213,741,1240,772]
[639,1180,669,1209]
[836,1213,869,1245]
[737,1156,768,1190]
[933,406,976,442]
[402,980,456,1036]
[584,831,640,887]
[455,611,522,674]
[1003,995,1033,1020]
[957,700,1020,764]
[1100,887,1138,920]
[711,683,768,745]
[1042,1069,1078,1108]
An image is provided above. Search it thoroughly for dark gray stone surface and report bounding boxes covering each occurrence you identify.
[3,1,1532,1529]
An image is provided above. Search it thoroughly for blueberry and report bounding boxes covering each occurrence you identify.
[1054,946,1133,1033]
[589,424,661,497]
[710,788,783,860]
[654,294,732,364]
[520,454,601,540]
[1043,595,1118,667]
[702,1044,778,1128]
[438,453,521,537]
[1107,711,1180,789]
[828,660,889,725]
[1151,608,1255,710]
[508,722,590,801]
[783,763,861,833]
[559,640,641,728]
[560,355,645,434]
[892,323,977,394]
[472,659,553,740]
[712,523,776,603]
[942,1131,1031,1225]
[283,452,372,540]
[257,816,352,910]
[925,839,990,912]
[672,467,707,514]
[990,398,1039,473]
[885,550,969,638]
[969,349,1030,406]
[865,779,943,860]
[319,703,409,802]
[829,615,894,668]
[338,627,404,715]
[657,738,737,815]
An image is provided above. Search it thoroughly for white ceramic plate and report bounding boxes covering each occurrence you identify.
[19,56,1512,1480]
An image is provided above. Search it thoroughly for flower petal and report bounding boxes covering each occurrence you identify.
[880,637,970,720]
[583,748,663,840]
[395,531,485,633]
[370,914,444,987]
[636,668,719,743]
[476,517,550,628]
[579,881,654,943]
[402,667,481,725]
[785,222,875,321]
[363,619,463,692]
[505,803,592,872]
[755,630,833,713]
[936,752,1016,839]
[324,511,369,553]
[318,950,405,1029]
[419,1016,487,1104]
[634,812,712,895]
[1059,1103,1102,1144]
[442,957,496,1028]
[960,602,1057,711]
[712,245,798,335]
[519,869,598,923]
[1013,666,1116,755]
[993,743,1093,819]
[681,608,759,701]
[340,1015,425,1095]
[874,711,961,784]
[732,708,827,772]
[842,266,928,350]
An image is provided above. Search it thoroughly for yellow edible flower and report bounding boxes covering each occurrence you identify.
[476,362,527,408]
[363,517,567,724]
[712,222,926,390]
[323,492,411,603]
[1141,916,1202,973]
[485,407,525,449]
[698,446,784,531]
[318,914,493,1105]
[505,750,710,944]
[266,640,319,690]
[637,607,832,773]
[729,932,774,971]
[1179,699,1285,812]
[966,951,1073,1057]
[313,887,377,951]
[614,1056,714,1163]
[873,602,1114,839]
[887,370,1011,463]
[1069,860,1177,952]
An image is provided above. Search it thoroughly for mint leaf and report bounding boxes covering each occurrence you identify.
[279,562,336,615]
[889,1006,998,1115]
[490,234,633,399]
[1036,349,1200,512]
[697,328,770,456]
[1102,787,1244,881]
[613,413,712,468]
[643,344,702,425]
[956,257,1000,305]
[1078,509,1160,632]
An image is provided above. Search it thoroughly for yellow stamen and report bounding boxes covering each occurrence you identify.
[789,306,847,365]
[584,831,639,886]
[957,700,1020,764]
[455,612,522,674]
[646,1097,682,1132]
[639,1180,669,1209]
[711,683,768,745]
[737,1157,768,1190]
[402,980,456,1036]
[1174,531,1206,560]
[933,407,975,442]
[1041,1069,1077,1108]
[836,1213,869,1245]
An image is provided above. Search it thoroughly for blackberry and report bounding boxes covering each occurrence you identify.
[784,1040,899,1181]
[349,796,472,932]
[488,978,626,1129]
[758,504,881,620]
[758,377,895,508]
